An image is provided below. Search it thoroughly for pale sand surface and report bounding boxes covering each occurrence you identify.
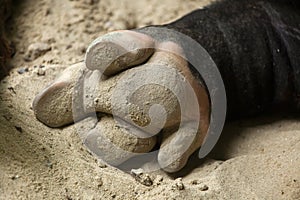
[0,0,299,199]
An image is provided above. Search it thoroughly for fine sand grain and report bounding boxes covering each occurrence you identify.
[0,0,299,199]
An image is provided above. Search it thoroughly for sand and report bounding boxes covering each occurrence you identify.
[0,0,299,199]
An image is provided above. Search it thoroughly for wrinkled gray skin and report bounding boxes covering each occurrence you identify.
[33,0,300,173]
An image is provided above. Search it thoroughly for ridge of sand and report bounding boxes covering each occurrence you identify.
[0,0,299,199]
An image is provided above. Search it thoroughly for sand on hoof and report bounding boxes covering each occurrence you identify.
[2,0,299,199]
[85,30,155,76]
[33,37,210,172]
[32,62,86,127]
[84,116,157,166]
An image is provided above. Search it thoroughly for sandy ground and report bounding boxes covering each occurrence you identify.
[0,0,299,199]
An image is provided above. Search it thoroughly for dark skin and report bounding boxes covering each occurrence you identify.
[19,0,300,172]
[137,0,300,118]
